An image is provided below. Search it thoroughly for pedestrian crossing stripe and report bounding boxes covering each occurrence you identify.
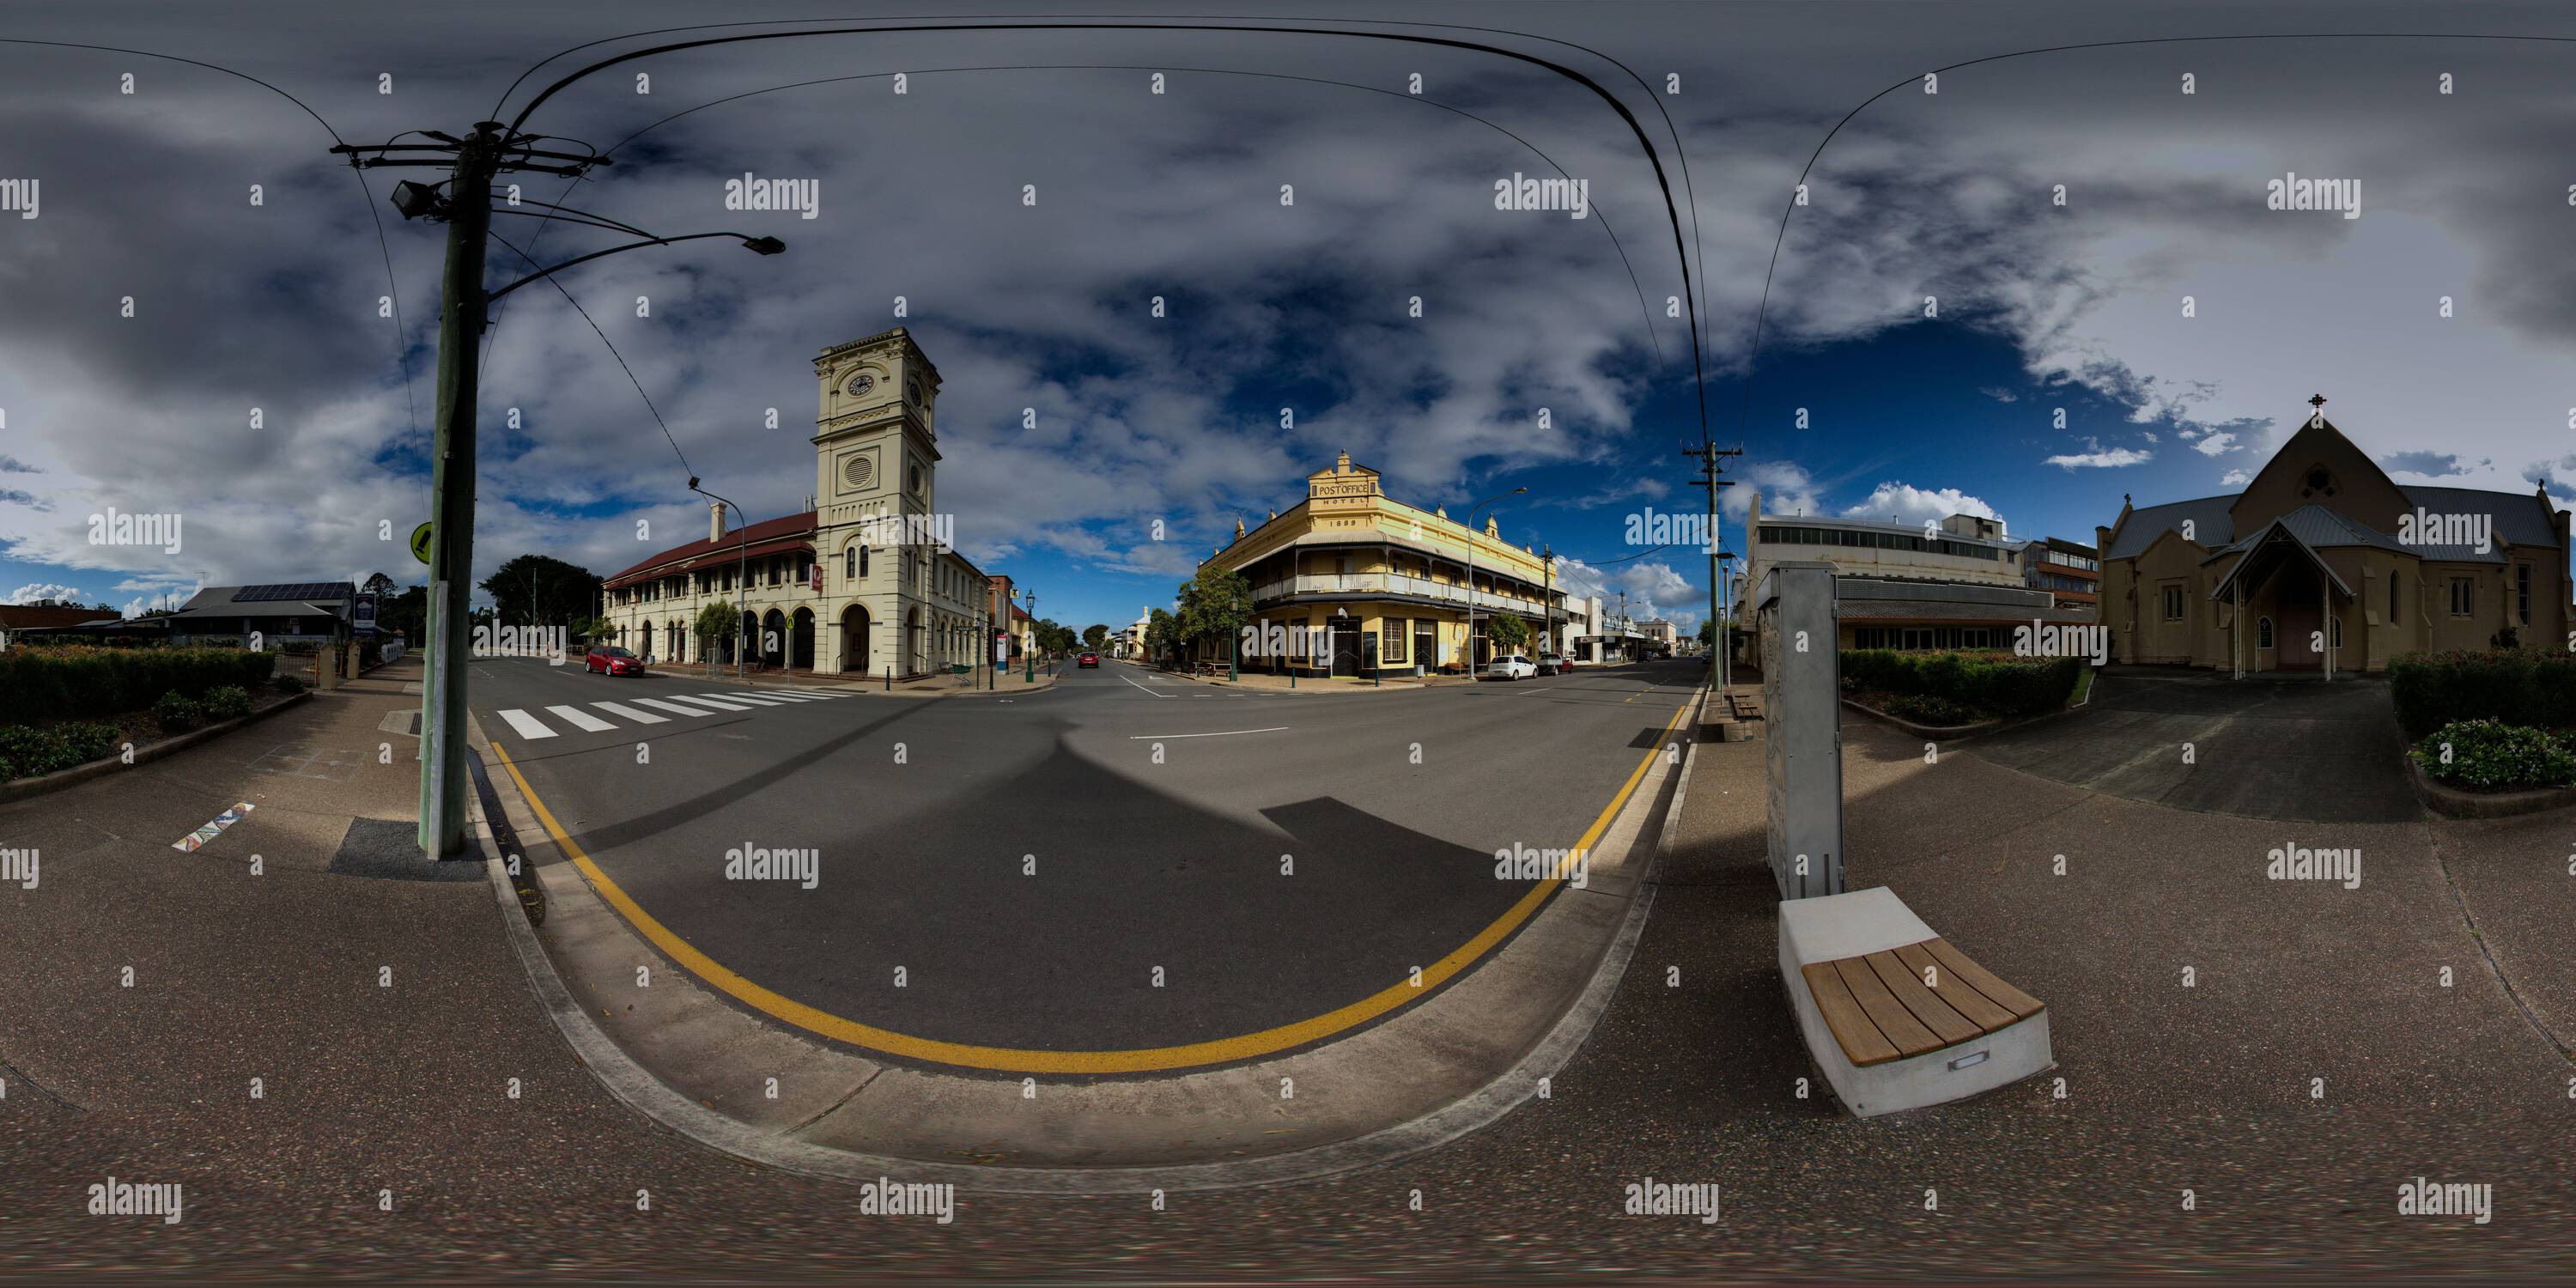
[173,802,255,852]
[492,688,863,740]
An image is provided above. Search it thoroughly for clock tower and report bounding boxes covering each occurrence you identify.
[811,328,944,675]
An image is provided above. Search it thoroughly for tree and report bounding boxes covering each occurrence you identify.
[1485,612,1532,654]
[361,571,399,599]
[1033,618,1078,654]
[1082,623,1109,650]
[1145,607,1180,665]
[1175,566,1254,666]
[692,601,739,655]
[379,583,428,641]
[479,554,602,628]
[1698,620,1715,647]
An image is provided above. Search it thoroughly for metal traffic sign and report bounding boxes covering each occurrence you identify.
[410,522,434,565]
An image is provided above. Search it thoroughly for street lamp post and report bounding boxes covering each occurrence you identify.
[341,123,786,858]
[1021,589,1036,683]
[1461,487,1525,677]
[688,481,752,684]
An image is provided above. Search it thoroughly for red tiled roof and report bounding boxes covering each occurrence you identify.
[604,511,816,589]
[0,605,114,629]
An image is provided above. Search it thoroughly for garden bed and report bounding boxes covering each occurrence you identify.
[2402,717,2576,818]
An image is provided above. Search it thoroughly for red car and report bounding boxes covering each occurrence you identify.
[1077,651,1100,668]
[585,644,645,676]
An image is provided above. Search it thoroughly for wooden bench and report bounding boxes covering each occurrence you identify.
[1728,692,1765,721]
[1779,886,2051,1116]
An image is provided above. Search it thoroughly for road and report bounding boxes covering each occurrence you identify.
[469,656,1702,1067]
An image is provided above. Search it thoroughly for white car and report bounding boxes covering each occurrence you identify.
[1483,653,1537,680]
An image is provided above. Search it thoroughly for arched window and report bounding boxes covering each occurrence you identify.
[845,548,857,581]
[2256,617,2274,649]
[860,545,871,578]
[2388,571,2398,620]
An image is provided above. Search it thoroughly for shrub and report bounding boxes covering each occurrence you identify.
[2389,650,2576,739]
[0,722,122,781]
[1838,650,2081,718]
[203,685,253,720]
[153,690,202,732]
[275,673,307,695]
[2412,719,2576,792]
[1885,693,1978,726]
[0,645,276,725]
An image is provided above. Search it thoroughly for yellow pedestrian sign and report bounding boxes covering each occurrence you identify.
[410,522,434,566]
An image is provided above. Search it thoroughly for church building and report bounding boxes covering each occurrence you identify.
[2098,397,2571,677]
[598,329,1002,678]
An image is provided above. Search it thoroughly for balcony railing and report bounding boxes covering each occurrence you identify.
[1251,572,1552,617]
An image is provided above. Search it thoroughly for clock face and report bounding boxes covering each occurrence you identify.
[846,372,875,398]
[906,378,924,404]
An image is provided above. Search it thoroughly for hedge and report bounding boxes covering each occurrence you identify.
[2411,718,2576,792]
[0,721,122,781]
[1840,649,2082,718]
[2388,650,2576,740]
[0,646,276,726]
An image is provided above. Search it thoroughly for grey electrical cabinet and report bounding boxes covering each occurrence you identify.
[1758,562,1844,901]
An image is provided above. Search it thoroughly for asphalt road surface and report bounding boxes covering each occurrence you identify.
[471,657,1701,1064]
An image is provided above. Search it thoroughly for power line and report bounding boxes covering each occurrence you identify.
[483,229,693,480]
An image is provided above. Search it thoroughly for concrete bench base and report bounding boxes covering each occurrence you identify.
[1779,887,2053,1118]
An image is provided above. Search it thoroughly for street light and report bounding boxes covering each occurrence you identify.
[1461,487,1525,676]
[1020,588,1037,683]
[338,119,788,858]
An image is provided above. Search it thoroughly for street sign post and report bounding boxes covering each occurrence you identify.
[352,592,378,639]
[1758,562,1844,901]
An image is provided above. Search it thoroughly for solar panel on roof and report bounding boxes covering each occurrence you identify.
[236,582,354,602]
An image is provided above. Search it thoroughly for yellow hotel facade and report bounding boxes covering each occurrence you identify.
[1201,452,1563,677]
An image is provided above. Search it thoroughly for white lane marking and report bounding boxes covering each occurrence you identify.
[544,705,618,732]
[710,691,794,706]
[496,708,557,739]
[750,690,831,702]
[1126,726,1290,739]
[671,694,756,711]
[634,697,714,719]
[592,701,668,725]
[777,688,854,698]
[1118,671,1172,698]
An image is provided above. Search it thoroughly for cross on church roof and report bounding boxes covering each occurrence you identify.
[2308,393,2327,410]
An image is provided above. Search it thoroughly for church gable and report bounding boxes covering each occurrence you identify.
[2227,398,2408,540]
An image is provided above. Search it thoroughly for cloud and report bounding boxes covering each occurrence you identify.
[2044,447,2152,469]
[1978,386,2019,404]
[2139,430,2157,443]
[1731,460,1825,519]
[2192,432,2239,457]
[0,488,52,511]
[2380,451,2470,478]
[0,455,36,473]
[4,581,84,605]
[1840,481,2003,531]
[2220,468,2253,486]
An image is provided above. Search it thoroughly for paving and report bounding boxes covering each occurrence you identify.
[1965,667,2422,822]
[4,656,2573,1279]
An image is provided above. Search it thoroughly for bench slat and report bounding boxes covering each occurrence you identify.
[1832,957,1947,1060]
[1923,938,2044,1021]
[1801,962,1901,1066]
[1863,950,1983,1046]
[1892,941,2020,1033]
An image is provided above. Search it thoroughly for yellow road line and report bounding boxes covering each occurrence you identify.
[489,697,1690,1075]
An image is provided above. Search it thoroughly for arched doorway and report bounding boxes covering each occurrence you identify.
[841,605,871,673]
[790,608,816,671]
[761,609,787,669]
[906,607,923,676]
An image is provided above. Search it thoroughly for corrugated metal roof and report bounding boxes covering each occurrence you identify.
[2103,495,2237,560]
[2401,484,2560,550]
